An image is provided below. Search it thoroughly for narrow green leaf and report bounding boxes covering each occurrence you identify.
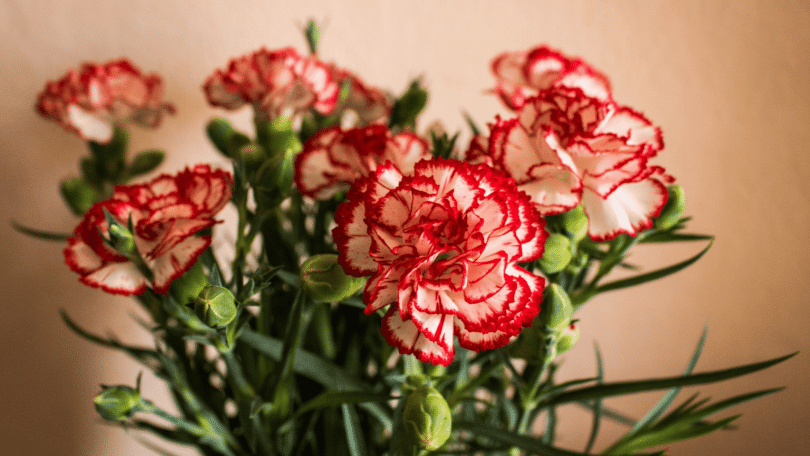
[584,345,604,454]
[463,111,481,136]
[11,221,71,241]
[341,403,369,456]
[61,310,159,367]
[293,391,394,420]
[127,149,165,178]
[629,326,708,435]
[269,288,306,419]
[639,232,714,244]
[538,352,796,408]
[454,421,659,456]
[595,241,712,294]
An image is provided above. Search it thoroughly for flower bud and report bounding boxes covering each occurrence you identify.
[402,385,452,451]
[60,176,100,215]
[300,254,365,302]
[253,148,295,209]
[539,284,573,332]
[238,143,267,168]
[561,205,588,242]
[539,233,572,274]
[94,385,141,421]
[207,117,238,158]
[107,222,135,254]
[170,261,209,305]
[654,185,685,230]
[195,286,237,327]
[556,322,580,353]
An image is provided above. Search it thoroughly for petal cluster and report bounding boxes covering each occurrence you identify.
[491,45,611,111]
[333,158,547,365]
[203,47,339,119]
[64,165,233,295]
[294,125,430,200]
[36,59,175,143]
[479,46,673,241]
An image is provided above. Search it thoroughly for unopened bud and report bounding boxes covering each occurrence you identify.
[107,223,135,254]
[540,284,573,332]
[238,143,267,168]
[539,233,572,274]
[170,261,209,305]
[60,176,100,215]
[300,254,365,302]
[94,385,141,421]
[195,286,237,327]
[561,205,588,242]
[556,322,580,353]
[402,385,452,451]
[655,185,686,230]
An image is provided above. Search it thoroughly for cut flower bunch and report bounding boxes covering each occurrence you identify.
[20,22,795,456]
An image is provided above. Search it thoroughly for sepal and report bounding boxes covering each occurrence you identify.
[60,176,101,215]
[94,384,142,421]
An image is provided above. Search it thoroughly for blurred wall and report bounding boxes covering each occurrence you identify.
[1,1,808,455]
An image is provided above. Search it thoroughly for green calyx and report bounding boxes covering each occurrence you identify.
[300,254,365,303]
[655,185,686,229]
[539,233,573,274]
[402,384,452,451]
[195,286,237,327]
[94,385,141,421]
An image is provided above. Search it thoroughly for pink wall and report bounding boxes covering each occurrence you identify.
[1,1,808,454]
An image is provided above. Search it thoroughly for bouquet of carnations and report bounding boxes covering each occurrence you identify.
[20,22,793,456]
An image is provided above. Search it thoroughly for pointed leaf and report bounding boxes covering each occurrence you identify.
[538,352,796,408]
[12,221,71,241]
[342,403,369,456]
[595,242,712,294]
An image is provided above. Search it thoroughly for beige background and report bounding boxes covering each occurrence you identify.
[1,1,808,455]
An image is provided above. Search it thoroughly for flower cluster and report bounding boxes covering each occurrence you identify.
[36,59,175,143]
[474,45,671,241]
[294,124,430,200]
[203,46,390,125]
[333,158,547,365]
[64,164,232,295]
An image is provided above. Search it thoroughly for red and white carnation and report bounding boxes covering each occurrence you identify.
[332,158,547,365]
[36,59,175,143]
[294,124,430,200]
[485,85,670,241]
[491,45,612,111]
[203,47,339,119]
[328,64,391,125]
[64,164,233,295]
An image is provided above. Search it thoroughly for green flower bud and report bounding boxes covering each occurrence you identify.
[107,222,135,254]
[389,79,429,131]
[508,325,546,363]
[300,254,365,302]
[195,286,237,327]
[539,233,572,274]
[207,117,237,158]
[654,185,686,230]
[561,205,588,242]
[60,176,100,215]
[253,148,295,209]
[170,261,209,305]
[556,322,580,353]
[255,116,303,157]
[238,143,267,168]
[94,385,141,421]
[539,284,573,332]
[402,385,452,451]
[127,149,165,178]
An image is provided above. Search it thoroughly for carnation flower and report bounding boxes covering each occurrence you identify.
[203,47,339,119]
[332,158,547,365]
[491,45,612,110]
[485,86,670,241]
[36,59,175,143]
[64,164,233,295]
[328,64,391,125]
[294,124,430,200]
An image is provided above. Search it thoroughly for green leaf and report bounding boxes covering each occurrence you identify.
[388,78,428,131]
[342,403,369,456]
[11,221,71,241]
[293,391,394,420]
[305,19,321,55]
[127,149,165,178]
[463,111,481,136]
[584,344,604,454]
[594,241,712,294]
[629,327,708,435]
[268,288,306,419]
[454,421,660,456]
[639,232,714,244]
[606,388,782,454]
[537,352,796,409]
[60,310,159,368]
